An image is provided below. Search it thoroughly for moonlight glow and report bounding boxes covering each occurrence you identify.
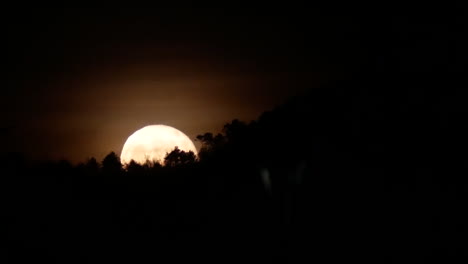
[120,125,197,165]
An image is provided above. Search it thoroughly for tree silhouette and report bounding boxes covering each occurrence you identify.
[196,132,225,161]
[164,147,196,167]
[126,159,145,175]
[102,151,122,174]
[223,119,248,143]
[85,157,100,175]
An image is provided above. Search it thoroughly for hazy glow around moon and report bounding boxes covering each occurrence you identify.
[120,125,197,165]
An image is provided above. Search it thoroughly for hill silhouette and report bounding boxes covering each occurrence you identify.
[2,70,468,263]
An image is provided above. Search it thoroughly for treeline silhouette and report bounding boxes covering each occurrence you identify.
[2,71,468,263]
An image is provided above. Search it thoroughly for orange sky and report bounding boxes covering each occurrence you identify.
[2,7,376,162]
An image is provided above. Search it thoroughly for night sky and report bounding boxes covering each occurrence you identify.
[3,6,466,162]
[3,6,468,263]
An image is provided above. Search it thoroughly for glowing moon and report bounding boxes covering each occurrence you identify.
[120,125,197,165]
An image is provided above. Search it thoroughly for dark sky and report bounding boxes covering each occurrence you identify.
[3,6,466,162]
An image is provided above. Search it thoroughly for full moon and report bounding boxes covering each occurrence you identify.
[120,125,197,165]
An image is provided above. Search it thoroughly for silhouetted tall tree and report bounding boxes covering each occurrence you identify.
[196,132,225,161]
[223,119,248,143]
[85,157,100,175]
[102,152,122,174]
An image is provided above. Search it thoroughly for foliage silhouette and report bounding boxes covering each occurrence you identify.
[101,151,122,175]
[164,146,196,167]
[76,157,100,176]
[195,132,226,161]
[126,159,145,175]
